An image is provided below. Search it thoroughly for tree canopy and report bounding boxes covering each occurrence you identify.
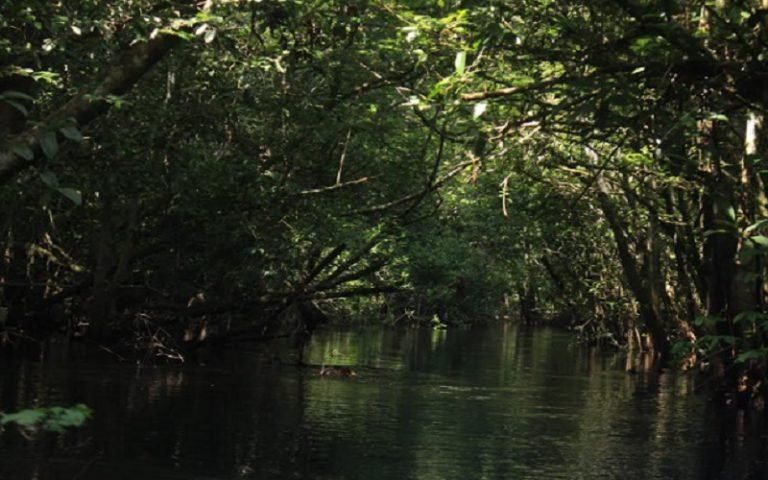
[2,0,768,385]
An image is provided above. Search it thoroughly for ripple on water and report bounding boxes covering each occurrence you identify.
[0,327,756,480]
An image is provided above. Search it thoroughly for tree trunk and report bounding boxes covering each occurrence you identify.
[595,188,671,358]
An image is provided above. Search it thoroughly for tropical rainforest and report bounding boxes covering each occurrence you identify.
[2,0,768,390]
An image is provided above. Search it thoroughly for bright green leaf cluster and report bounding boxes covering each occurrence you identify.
[1,404,92,433]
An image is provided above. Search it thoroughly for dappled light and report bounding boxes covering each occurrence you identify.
[3,0,768,477]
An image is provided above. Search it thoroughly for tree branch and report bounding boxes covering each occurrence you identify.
[298,176,376,195]
[0,32,182,185]
[348,157,476,216]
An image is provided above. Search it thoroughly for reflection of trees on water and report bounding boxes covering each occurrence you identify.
[1,328,765,479]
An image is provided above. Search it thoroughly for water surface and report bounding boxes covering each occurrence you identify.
[0,326,765,479]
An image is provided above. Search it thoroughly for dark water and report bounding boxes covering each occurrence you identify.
[0,326,767,479]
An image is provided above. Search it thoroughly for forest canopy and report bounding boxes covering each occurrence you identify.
[1,0,768,374]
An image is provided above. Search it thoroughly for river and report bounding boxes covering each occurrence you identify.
[0,325,766,479]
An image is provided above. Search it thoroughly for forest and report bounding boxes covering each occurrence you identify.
[2,0,768,478]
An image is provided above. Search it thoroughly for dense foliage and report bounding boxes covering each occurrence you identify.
[0,1,514,356]
[3,0,768,395]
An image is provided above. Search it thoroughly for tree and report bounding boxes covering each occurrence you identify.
[432,0,768,371]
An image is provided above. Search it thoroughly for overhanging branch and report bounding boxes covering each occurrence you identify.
[0,31,183,185]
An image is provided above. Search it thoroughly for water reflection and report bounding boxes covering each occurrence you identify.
[0,326,766,479]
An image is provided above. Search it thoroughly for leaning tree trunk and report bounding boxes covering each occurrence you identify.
[0,1,215,185]
[594,184,671,359]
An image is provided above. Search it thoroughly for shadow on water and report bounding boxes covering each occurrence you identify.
[1,325,767,479]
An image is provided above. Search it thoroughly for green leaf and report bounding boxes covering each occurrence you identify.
[626,152,653,166]
[4,99,28,116]
[10,144,33,160]
[1,404,91,433]
[630,35,658,53]
[161,29,193,40]
[59,126,84,142]
[43,404,91,432]
[1,90,34,101]
[428,77,450,99]
[696,334,738,348]
[40,170,59,187]
[1,409,45,427]
[745,219,768,234]
[694,315,723,327]
[454,51,467,75]
[31,70,60,86]
[735,349,768,363]
[40,131,58,159]
[708,112,729,122]
[734,311,768,324]
[671,338,694,357]
[712,198,737,223]
[749,235,768,247]
[740,243,758,262]
[56,187,82,206]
